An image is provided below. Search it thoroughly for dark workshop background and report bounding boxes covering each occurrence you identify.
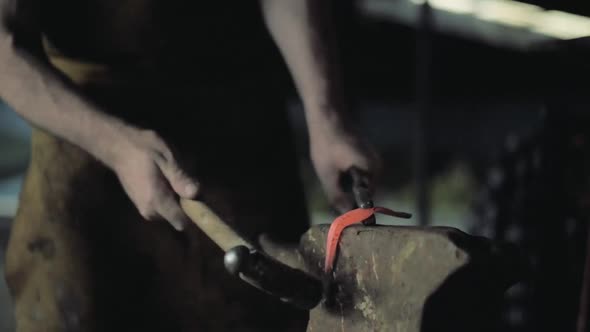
[1,0,590,331]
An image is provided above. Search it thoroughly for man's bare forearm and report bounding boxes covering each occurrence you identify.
[260,0,347,135]
[0,31,132,167]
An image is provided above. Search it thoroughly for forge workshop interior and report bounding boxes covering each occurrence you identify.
[0,0,589,331]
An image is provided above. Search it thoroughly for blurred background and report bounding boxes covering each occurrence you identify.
[1,0,590,331]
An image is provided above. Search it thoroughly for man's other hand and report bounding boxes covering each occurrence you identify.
[310,119,381,214]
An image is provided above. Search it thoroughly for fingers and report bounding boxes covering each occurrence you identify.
[156,154,200,199]
[118,130,198,232]
[155,187,192,231]
[324,163,380,214]
[140,130,199,199]
[133,181,191,231]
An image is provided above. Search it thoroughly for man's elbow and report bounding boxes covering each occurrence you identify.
[0,2,18,55]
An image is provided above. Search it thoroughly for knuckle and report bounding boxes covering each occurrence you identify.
[138,207,157,220]
[143,187,157,203]
[153,196,174,213]
[142,129,161,143]
[142,131,172,159]
[172,166,188,180]
[142,191,163,216]
[146,192,163,210]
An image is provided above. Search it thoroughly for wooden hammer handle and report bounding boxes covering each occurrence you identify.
[180,199,254,251]
[180,199,323,309]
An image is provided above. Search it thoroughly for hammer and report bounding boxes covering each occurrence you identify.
[180,198,323,310]
[178,167,369,310]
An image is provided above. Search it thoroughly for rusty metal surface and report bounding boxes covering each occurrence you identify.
[300,225,523,332]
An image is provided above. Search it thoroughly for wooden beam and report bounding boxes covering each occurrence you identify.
[358,0,590,50]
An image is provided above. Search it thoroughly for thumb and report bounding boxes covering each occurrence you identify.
[157,158,199,199]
